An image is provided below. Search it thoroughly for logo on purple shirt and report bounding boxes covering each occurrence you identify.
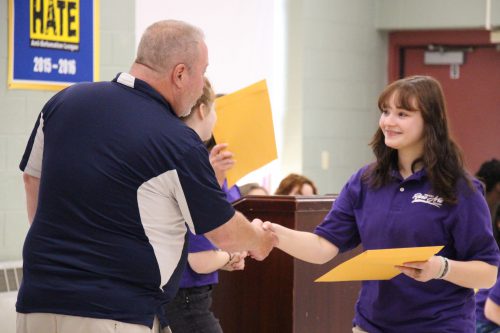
[411,193,444,208]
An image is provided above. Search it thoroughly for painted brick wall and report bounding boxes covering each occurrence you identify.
[0,0,136,261]
[283,0,387,194]
[301,0,387,194]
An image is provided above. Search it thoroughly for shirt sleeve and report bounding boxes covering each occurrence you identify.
[314,169,363,252]
[187,230,218,253]
[175,143,236,235]
[20,112,45,178]
[449,179,500,266]
[20,92,63,177]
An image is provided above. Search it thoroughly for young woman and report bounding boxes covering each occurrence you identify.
[165,77,246,333]
[264,76,499,332]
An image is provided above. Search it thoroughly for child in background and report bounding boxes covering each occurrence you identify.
[165,78,246,333]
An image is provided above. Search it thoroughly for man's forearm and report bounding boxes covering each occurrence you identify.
[205,211,259,252]
[23,173,40,224]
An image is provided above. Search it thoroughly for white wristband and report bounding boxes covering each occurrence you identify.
[435,256,446,279]
[437,256,450,279]
[441,257,450,279]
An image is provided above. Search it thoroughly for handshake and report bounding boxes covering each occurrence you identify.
[247,218,279,261]
[206,212,281,263]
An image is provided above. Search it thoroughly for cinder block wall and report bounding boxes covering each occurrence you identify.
[282,0,387,195]
[301,0,386,194]
[0,0,136,261]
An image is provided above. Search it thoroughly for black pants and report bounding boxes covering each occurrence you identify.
[165,285,223,333]
[476,320,500,333]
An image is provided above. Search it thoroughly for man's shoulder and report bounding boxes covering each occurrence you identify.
[66,80,118,93]
[51,80,116,101]
[166,123,205,154]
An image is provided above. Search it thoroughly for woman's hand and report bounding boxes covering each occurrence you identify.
[396,255,443,282]
[221,251,248,271]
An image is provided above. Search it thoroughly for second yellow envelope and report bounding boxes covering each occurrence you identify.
[213,80,278,187]
[315,245,444,282]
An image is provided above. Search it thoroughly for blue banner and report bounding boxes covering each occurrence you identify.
[8,0,99,90]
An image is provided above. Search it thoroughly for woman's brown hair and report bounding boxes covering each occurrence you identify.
[275,173,318,195]
[363,75,469,204]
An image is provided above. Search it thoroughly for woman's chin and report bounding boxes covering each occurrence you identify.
[384,140,399,150]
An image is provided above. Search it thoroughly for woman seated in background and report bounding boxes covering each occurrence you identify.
[275,173,318,195]
[239,182,269,196]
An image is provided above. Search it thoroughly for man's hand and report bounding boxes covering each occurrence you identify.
[209,143,235,186]
[248,219,278,261]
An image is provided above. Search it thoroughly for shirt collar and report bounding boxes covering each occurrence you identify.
[390,167,427,182]
[112,72,176,116]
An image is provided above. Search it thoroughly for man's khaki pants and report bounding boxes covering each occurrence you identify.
[17,313,169,333]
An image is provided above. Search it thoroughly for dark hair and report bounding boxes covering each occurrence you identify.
[476,159,500,193]
[275,173,318,195]
[363,75,469,204]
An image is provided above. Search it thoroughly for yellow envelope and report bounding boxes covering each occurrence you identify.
[213,80,277,187]
[315,245,444,282]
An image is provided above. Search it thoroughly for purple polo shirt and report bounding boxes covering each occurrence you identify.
[314,165,499,333]
[179,182,241,288]
[477,276,500,325]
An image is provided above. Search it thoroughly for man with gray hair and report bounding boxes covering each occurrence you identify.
[17,20,276,333]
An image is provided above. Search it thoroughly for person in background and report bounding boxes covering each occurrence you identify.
[239,183,269,196]
[165,77,246,333]
[477,279,500,332]
[205,135,241,201]
[17,20,276,333]
[475,158,500,333]
[477,159,500,245]
[263,76,499,332]
[275,173,318,195]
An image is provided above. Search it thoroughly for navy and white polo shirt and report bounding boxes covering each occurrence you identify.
[17,73,235,328]
[315,165,500,333]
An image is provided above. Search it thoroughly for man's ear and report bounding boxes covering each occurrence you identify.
[172,63,188,88]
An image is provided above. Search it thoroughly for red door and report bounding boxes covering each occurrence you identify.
[389,30,500,173]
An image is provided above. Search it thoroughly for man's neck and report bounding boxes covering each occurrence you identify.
[129,63,176,110]
[129,63,161,88]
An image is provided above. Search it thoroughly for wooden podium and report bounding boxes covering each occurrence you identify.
[212,195,362,333]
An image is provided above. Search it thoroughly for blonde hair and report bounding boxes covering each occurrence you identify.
[182,77,215,120]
